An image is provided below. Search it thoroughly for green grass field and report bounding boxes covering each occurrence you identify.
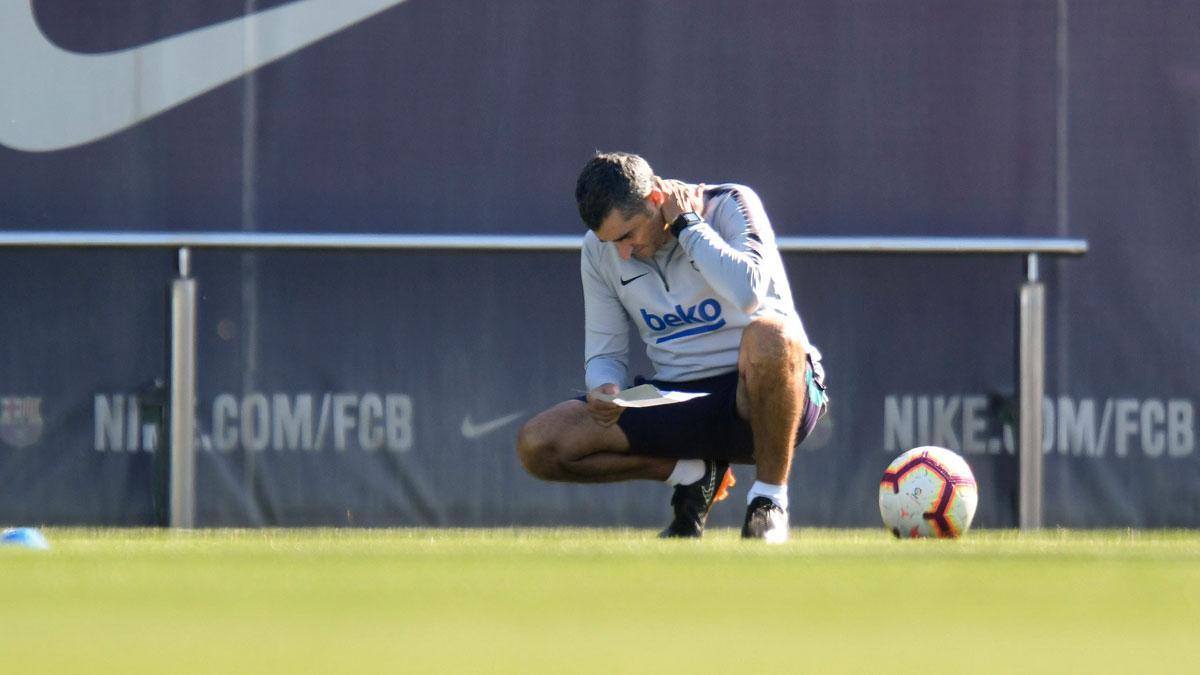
[2,528,1198,674]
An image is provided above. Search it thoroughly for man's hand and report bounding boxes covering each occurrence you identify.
[655,177,705,234]
[586,383,624,427]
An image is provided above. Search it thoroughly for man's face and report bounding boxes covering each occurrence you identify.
[594,199,667,260]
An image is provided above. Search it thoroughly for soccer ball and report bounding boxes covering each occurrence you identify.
[879,446,978,538]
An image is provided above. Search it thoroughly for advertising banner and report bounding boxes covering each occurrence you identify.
[2,1,1196,527]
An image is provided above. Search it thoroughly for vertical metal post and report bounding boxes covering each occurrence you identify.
[1019,253,1045,530]
[170,247,197,528]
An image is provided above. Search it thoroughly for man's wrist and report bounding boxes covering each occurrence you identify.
[669,211,703,238]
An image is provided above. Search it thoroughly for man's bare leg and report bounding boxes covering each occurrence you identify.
[516,400,675,483]
[736,317,807,481]
[518,398,731,538]
[735,316,807,540]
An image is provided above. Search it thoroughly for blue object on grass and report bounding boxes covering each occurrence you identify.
[1,527,50,549]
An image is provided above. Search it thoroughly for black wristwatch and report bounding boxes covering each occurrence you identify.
[669,211,703,238]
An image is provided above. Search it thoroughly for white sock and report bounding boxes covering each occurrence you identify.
[748,480,788,511]
[665,459,706,486]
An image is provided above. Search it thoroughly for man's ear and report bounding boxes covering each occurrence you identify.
[648,189,665,207]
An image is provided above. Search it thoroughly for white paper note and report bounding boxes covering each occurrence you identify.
[592,383,709,408]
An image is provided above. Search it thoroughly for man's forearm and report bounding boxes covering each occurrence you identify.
[677,224,767,313]
[585,356,628,392]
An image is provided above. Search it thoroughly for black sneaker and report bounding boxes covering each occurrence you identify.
[658,460,735,538]
[741,496,789,543]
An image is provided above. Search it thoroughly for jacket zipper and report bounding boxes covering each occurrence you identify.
[649,243,677,292]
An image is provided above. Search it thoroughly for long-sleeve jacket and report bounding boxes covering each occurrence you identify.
[581,183,819,390]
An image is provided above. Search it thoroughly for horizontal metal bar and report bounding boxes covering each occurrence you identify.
[0,231,1089,255]
[780,236,1088,255]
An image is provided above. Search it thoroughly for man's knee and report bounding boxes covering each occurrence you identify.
[516,416,560,480]
[740,317,805,375]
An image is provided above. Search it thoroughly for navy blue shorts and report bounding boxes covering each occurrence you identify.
[587,357,828,465]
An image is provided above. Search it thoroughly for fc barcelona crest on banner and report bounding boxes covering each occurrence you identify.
[0,396,44,448]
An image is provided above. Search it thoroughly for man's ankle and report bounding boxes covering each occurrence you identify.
[747,480,788,511]
[665,459,706,486]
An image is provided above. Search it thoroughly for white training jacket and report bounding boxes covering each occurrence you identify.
[581,183,819,390]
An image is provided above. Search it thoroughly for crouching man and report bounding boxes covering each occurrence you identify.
[517,152,827,542]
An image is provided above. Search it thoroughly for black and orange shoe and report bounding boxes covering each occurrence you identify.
[658,460,736,538]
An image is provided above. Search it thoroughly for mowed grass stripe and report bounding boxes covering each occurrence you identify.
[1,528,1198,674]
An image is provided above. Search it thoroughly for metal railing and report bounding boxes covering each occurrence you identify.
[0,231,1087,255]
[0,231,1088,529]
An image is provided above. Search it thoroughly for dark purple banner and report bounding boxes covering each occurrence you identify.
[1,1,1196,527]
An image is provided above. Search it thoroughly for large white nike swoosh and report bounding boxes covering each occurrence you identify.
[0,0,407,152]
[461,412,526,440]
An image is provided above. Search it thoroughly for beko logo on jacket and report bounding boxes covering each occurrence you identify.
[639,299,725,343]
